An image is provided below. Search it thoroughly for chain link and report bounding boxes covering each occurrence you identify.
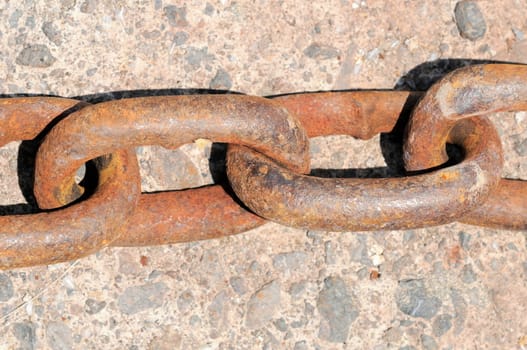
[0,63,524,268]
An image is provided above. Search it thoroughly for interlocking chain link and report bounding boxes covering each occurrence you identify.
[0,63,524,269]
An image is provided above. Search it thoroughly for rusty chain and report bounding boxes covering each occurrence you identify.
[0,63,524,269]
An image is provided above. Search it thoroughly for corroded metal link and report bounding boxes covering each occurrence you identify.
[0,98,140,268]
[404,64,527,229]
[33,95,308,247]
[34,95,309,209]
[226,115,503,231]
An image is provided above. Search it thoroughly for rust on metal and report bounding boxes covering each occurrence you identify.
[273,91,419,139]
[226,113,503,231]
[33,94,308,247]
[0,98,140,268]
[34,94,309,209]
[112,186,265,246]
[404,64,527,229]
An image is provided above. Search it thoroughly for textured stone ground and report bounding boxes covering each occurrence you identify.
[0,1,526,349]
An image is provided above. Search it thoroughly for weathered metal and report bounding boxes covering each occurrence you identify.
[0,98,140,268]
[226,113,503,231]
[33,95,308,246]
[404,64,527,229]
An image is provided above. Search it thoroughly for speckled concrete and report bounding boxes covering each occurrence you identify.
[0,1,526,349]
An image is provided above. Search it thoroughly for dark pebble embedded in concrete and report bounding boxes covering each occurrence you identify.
[12,322,37,350]
[395,279,442,319]
[16,45,56,68]
[209,68,233,90]
[461,264,477,284]
[117,282,168,315]
[454,1,487,41]
[0,273,14,301]
[272,251,307,273]
[432,314,453,337]
[46,322,73,350]
[173,31,189,46]
[303,43,341,60]
[84,298,107,315]
[514,136,527,156]
[317,276,358,343]
[164,5,188,27]
[42,22,62,45]
[421,334,438,350]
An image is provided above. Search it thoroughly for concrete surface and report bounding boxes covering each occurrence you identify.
[0,0,526,349]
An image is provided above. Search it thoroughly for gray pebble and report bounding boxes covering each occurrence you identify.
[294,340,308,350]
[185,46,214,69]
[0,273,14,301]
[80,0,97,13]
[42,22,62,45]
[450,288,467,334]
[204,3,215,16]
[399,346,416,350]
[84,298,107,315]
[177,289,194,313]
[273,318,288,332]
[420,334,438,350]
[9,9,23,28]
[164,5,188,27]
[117,282,168,315]
[229,276,247,295]
[461,264,477,284]
[350,235,371,266]
[173,31,189,46]
[391,255,412,277]
[514,136,527,156]
[16,45,56,68]
[272,251,307,273]
[523,261,527,278]
[208,290,228,328]
[458,231,472,250]
[289,280,307,297]
[303,43,341,60]
[395,279,442,319]
[454,1,487,41]
[209,68,233,90]
[325,241,337,264]
[513,28,525,40]
[245,280,281,329]
[432,314,453,337]
[46,322,73,350]
[13,322,37,350]
[317,276,358,343]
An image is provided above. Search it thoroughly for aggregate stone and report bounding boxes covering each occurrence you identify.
[80,0,97,13]
[433,314,453,337]
[303,43,341,60]
[208,290,229,328]
[395,279,442,319]
[42,22,62,45]
[293,340,309,350]
[229,276,247,295]
[245,280,281,329]
[177,289,194,313]
[317,276,358,343]
[461,264,477,284]
[420,334,438,350]
[13,322,37,350]
[117,282,168,315]
[16,45,56,68]
[185,46,215,69]
[173,31,189,46]
[450,289,467,334]
[514,136,527,156]
[46,322,73,350]
[272,251,308,273]
[84,298,107,315]
[209,68,233,90]
[273,318,288,332]
[0,273,14,301]
[164,5,188,27]
[454,1,487,41]
[458,231,472,250]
